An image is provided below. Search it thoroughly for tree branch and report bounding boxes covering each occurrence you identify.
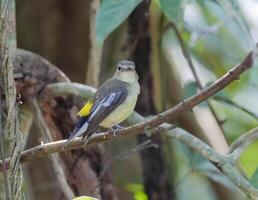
[1,43,257,164]
[32,98,74,199]
[165,128,258,198]
[0,0,23,198]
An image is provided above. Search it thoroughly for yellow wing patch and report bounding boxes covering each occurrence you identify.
[78,101,93,117]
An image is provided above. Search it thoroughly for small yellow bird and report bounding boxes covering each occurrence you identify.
[67,60,140,142]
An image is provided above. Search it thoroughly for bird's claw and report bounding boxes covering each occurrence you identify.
[61,140,70,151]
[111,128,119,136]
[82,139,89,146]
[111,124,124,136]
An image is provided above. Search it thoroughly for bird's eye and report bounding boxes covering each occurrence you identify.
[118,67,121,71]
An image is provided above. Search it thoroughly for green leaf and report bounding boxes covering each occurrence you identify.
[240,141,258,177]
[72,196,98,200]
[249,60,258,87]
[183,81,198,99]
[196,0,205,5]
[213,95,258,119]
[251,167,258,188]
[159,0,183,23]
[125,183,148,200]
[183,81,208,106]
[96,0,143,44]
[196,161,235,190]
[134,192,148,200]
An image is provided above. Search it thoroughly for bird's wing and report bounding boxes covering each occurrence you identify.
[68,79,128,141]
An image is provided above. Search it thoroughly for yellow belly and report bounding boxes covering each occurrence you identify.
[100,83,139,128]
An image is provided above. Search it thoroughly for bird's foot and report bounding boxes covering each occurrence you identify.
[111,124,124,136]
[61,140,70,151]
[82,138,89,146]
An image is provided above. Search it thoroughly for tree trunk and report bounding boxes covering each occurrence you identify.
[0,0,24,199]
[128,1,175,199]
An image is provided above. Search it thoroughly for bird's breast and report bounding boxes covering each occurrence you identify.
[100,82,140,128]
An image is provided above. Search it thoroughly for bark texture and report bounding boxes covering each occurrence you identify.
[128,1,175,199]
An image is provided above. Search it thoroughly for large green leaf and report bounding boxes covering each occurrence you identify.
[240,140,258,177]
[183,81,198,99]
[96,0,143,44]
[159,0,183,23]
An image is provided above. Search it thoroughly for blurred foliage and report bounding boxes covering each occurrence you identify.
[96,0,258,199]
[250,61,258,87]
[251,166,258,189]
[240,141,258,178]
[16,0,258,199]
[125,184,148,200]
[183,81,198,99]
[96,0,143,44]
[159,0,183,24]
[172,140,244,200]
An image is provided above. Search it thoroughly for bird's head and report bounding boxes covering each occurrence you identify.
[114,60,139,83]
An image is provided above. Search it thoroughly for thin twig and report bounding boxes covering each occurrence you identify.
[214,96,258,119]
[114,139,159,160]
[32,99,75,199]
[164,21,202,88]
[50,154,75,199]
[165,21,228,148]
[32,99,52,141]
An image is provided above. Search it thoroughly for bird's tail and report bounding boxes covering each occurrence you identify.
[67,127,80,141]
[62,120,99,150]
[62,131,76,150]
[62,125,87,150]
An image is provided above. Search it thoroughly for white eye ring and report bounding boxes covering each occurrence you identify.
[118,67,121,70]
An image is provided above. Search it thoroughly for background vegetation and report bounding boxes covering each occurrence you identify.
[1,0,258,199]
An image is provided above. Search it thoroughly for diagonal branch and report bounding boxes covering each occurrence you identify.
[164,21,228,151]
[1,44,257,166]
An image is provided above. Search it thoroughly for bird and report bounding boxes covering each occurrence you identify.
[66,60,140,144]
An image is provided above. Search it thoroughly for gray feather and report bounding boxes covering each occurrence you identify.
[81,79,129,140]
